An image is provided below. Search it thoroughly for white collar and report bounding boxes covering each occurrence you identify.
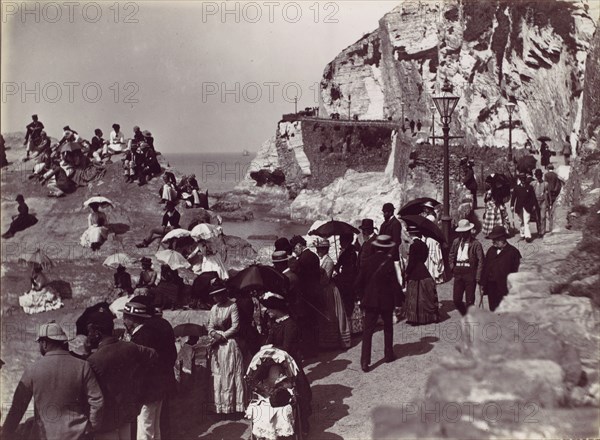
[275,315,290,323]
[131,323,144,336]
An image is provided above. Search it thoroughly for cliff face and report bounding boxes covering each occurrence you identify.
[580,26,600,150]
[319,0,597,151]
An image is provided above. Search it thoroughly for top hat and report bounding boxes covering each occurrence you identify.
[487,226,508,240]
[271,251,289,263]
[314,237,330,248]
[36,320,69,342]
[359,219,374,232]
[372,235,395,249]
[455,219,474,232]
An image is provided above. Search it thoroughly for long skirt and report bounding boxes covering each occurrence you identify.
[19,287,63,314]
[318,283,351,349]
[404,279,439,325]
[209,339,246,413]
[80,225,109,248]
[424,238,444,284]
[482,203,508,236]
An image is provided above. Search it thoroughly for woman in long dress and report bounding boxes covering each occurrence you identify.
[315,238,351,350]
[80,203,109,251]
[421,206,444,283]
[207,281,245,414]
[19,264,63,314]
[482,183,510,238]
[404,233,439,325]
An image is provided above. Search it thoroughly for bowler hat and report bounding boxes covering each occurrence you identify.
[455,219,474,232]
[372,235,395,249]
[271,251,289,263]
[382,203,395,212]
[359,219,374,232]
[36,320,69,342]
[487,226,508,240]
[122,296,154,318]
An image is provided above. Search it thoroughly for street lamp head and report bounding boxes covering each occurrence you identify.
[505,102,516,116]
[433,80,459,123]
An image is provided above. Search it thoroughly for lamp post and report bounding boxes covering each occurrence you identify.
[432,80,460,243]
[505,102,516,161]
[430,105,436,146]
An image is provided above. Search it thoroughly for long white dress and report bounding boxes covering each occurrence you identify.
[80,212,109,248]
[108,130,126,153]
[208,300,245,413]
[424,215,444,284]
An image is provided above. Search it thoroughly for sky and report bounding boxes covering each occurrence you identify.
[1,1,397,153]
[2,1,598,154]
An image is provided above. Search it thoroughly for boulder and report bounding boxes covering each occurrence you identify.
[426,359,566,408]
[210,200,242,212]
[461,308,583,386]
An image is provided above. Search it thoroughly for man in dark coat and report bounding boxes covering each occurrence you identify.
[355,218,377,266]
[334,233,358,316]
[123,296,177,440]
[272,250,301,318]
[461,158,478,209]
[24,114,44,159]
[510,174,539,243]
[480,226,521,311]
[290,235,322,356]
[354,235,403,372]
[86,310,158,439]
[379,203,402,261]
[137,201,181,247]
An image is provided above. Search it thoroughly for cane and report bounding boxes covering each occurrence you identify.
[478,285,484,308]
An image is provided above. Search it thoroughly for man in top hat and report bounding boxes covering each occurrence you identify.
[480,226,521,311]
[448,219,484,316]
[355,218,377,267]
[137,201,181,247]
[379,203,402,261]
[511,174,539,242]
[122,296,177,440]
[86,310,158,440]
[24,114,44,160]
[3,321,104,440]
[355,235,403,372]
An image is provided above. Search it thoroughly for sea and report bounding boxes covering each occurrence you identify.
[162,152,307,249]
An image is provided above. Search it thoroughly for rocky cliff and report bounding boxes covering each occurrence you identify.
[320,0,597,152]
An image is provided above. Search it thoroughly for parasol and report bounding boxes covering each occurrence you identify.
[228,264,288,295]
[190,223,221,241]
[398,198,441,216]
[155,249,191,270]
[401,215,445,243]
[162,228,192,243]
[308,220,359,237]
[83,196,114,208]
[75,302,113,335]
[19,248,54,270]
[485,173,512,201]
[103,253,136,268]
[173,323,208,338]
[516,155,537,174]
[537,136,551,142]
[60,141,83,153]
[246,346,300,380]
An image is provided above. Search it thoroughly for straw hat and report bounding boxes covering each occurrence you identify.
[455,219,474,232]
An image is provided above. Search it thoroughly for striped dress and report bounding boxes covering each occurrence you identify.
[482,190,509,236]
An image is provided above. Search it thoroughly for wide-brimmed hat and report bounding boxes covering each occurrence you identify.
[372,235,395,249]
[260,292,288,312]
[488,226,508,240]
[271,251,289,263]
[122,297,154,318]
[455,219,474,232]
[36,320,69,342]
[314,237,330,249]
[359,219,374,233]
[208,279,228,296]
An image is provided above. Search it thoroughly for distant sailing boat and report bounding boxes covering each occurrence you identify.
[243,149,250,156]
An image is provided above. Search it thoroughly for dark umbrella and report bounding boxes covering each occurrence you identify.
[228,264,288,295]
[308,220,359,237]
[516,155,537,174]
[401,215,445,243]
[537,136,551,142]
[60,141,83,153]
[398,198,441,216]
[75,302,114,335]
[485,173,512,200]
[173,323,207,338]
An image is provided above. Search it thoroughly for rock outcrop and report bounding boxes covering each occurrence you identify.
[320,0,597,152]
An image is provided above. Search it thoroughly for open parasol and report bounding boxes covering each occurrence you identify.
[401,215,445,243]
[155,249,191,270]
[190,223,220,241]
[83,196,114,208]
[162,228,192,242]
[228,264,288,295]
[398,198,441,216]
[308,220,359,237]
[19,248,54,270]
[516,155,537,174]
[103,253,136,268]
